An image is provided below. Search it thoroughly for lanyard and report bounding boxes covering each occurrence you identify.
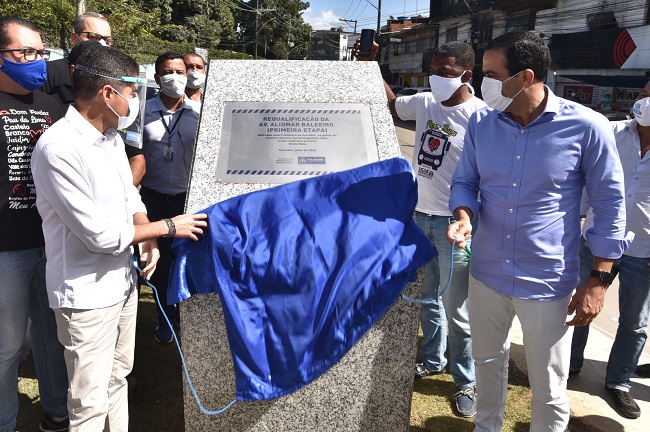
[159,108,185,143]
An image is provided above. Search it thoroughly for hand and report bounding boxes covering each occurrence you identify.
[446,219,472,249]
[566,278,607,326]
[139,239,160,280]
[171,213,208,241]
[353,39,379,61]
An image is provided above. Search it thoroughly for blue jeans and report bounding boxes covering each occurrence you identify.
[570,237,650,390]
[415,212,475,386]
[0,248,68,432]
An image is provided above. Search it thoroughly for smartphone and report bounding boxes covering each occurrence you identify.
[359,29,376,57]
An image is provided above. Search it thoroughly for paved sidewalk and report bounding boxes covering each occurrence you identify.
[509,318,650,432]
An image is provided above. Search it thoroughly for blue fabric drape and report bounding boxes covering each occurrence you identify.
[169,157,436,401]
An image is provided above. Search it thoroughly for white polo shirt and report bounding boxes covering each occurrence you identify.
[32,106,147,309]
[583,119,650,258]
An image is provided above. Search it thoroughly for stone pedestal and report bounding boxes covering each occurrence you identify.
[180,60,422,431]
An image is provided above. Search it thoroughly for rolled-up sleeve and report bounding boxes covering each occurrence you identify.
[581,120,634,258]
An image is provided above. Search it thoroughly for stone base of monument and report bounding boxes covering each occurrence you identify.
[180,274,422,431]
[180,59,424,431]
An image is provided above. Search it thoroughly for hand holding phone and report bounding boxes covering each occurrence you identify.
[359,29,376,58]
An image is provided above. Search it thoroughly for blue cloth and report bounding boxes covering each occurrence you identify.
[169,157,436,401]
[450,88,632,300]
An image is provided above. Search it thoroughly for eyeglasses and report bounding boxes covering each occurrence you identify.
[0,48,50,61]
[78,31,113,45]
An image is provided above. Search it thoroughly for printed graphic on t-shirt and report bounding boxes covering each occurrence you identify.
[1,107,53,210]
[416,120,458,179]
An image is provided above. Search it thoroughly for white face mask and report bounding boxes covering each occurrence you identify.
[107,87,140,130]
[481,71,524,112]
[428,71,472,101]
[159,73,187,98]
[186,70,205,89]
[631,97,650,127]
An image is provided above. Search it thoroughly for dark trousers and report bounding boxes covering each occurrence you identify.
[140,187,186,316]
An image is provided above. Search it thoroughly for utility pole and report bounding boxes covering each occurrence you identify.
[253,0,275,59]
[376,0,382,35]
[76,0,85,17]
[364,0,382,35]
[339,18,357,35]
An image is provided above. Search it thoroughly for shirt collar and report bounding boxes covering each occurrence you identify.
[153,94,192,114]
[65,105,118,145]
[497,85,557,125]
[625,118,639,133]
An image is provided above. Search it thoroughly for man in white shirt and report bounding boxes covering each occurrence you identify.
[357,41,486,417]
[140,51,201,343]
[570,80,650,419]
[32,45,207,431]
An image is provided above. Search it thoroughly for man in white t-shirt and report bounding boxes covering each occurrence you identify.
[356,41,486,417]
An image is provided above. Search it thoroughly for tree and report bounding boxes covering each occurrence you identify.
[236,0,311,59]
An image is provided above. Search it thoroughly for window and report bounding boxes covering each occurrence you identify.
[416,38,424,53]
[446,26,458,42]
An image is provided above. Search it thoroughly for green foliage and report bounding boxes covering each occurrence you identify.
[0,0,76,48]
[0,0,309,62]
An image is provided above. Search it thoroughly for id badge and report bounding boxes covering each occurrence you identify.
[163,145,174,162]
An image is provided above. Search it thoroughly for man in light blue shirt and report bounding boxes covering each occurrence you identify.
[447,31,632,432]
[570,80,650,420]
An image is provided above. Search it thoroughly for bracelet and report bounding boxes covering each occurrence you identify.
[163,218,176,237]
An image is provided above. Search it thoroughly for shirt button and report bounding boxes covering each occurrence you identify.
[520,129,525,134]
[506,259,511,263]
[507,235,511,239]
[516,156,521,160]
[512,182,517,187]
[509,209,513,213]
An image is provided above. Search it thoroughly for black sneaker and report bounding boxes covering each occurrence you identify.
[606,386,641,419]
[635,363,650,378]
[39,413,69,432]
[414,362,444,379]
[453,385,477,417]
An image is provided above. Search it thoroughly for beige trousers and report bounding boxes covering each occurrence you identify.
[54,288,137,432]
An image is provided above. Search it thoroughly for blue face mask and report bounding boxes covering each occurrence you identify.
[0,55,47,91]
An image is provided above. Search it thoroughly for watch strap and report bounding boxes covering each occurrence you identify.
[163,218,176,237]
[589,270,615,287]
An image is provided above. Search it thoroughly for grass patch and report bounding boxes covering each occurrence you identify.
[18,286,592,431]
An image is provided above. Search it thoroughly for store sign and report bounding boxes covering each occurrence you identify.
[550,27,644,69]
[614,87,642,111]
[563,85,593,104]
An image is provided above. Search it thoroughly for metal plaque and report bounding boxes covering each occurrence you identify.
[216,102,378,184]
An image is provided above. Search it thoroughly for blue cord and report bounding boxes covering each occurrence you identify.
[133,259,237,415]
[401,238,459,305]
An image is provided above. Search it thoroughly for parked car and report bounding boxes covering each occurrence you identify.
[388,84,403,95]
[395,87,431,97]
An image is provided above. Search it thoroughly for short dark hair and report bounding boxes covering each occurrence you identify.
[0,16,39,49]
[184,53,205,65]
[486,31,550,82]
[73,12,108,34]
[433,41,475,70]
[155,51,184,75]
[73,45,139,101]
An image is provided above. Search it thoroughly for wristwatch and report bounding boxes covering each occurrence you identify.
[589,270,615,288]
[163,218,176,237]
